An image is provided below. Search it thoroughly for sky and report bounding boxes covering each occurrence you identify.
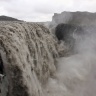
[0,0,96,22]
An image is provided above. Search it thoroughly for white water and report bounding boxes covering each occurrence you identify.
[45,27,96,96]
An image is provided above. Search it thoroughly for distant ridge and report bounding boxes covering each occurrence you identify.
[0,15,20,21]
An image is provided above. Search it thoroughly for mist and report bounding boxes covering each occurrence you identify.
[44,23,96,96]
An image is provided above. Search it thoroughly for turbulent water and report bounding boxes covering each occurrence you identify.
[44,26,96,96]
[0,22,60,96]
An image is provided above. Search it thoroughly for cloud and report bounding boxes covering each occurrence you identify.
[0,0,96,22]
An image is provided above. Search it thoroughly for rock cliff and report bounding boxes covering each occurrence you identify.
[50,11,96,28]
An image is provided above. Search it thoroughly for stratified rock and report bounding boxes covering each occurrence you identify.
[0,21,62,96]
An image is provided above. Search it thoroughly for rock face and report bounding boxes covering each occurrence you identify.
[50,11,96,54]
[55,23,84,41]
[55,23,86,53]
[0,21,63,96]
[50,11,96,28]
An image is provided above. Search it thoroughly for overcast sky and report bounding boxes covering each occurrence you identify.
[0,0,96,22]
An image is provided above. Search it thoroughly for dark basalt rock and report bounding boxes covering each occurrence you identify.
[55,23,84,41]
[55,23,85,53]
[0,54,4,75]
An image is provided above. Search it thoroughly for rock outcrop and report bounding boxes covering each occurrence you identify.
[55,23,86,53]
[50,11,96,28]
[0,21,65,96]
[49,11,96,54]
[55,23,84,41]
